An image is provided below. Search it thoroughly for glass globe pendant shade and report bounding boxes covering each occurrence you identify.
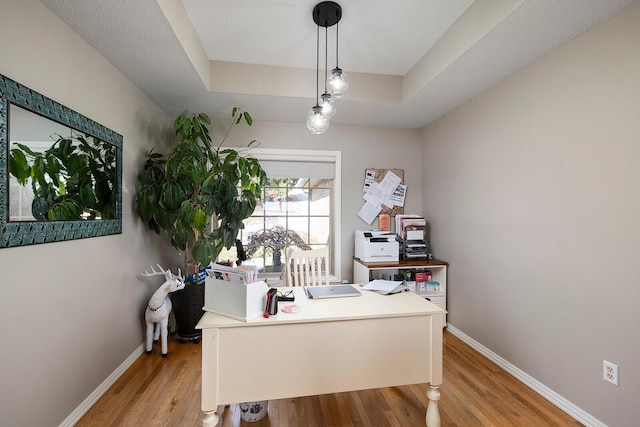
[327,67,348,99]
[306,105,330,134]
[319,92,336,118]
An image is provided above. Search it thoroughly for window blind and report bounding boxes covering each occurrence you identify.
[258,159,334,179]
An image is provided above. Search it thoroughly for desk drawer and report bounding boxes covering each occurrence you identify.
[424,295,445,310]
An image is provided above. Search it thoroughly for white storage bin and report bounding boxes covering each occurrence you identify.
[203,278,268,321]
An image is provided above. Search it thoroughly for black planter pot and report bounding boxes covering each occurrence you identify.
[273,249,282,272]
[171,282,205,342]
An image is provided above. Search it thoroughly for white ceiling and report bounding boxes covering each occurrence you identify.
[39,0,636,129]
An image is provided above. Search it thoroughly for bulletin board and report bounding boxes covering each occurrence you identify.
[364,168,404,215]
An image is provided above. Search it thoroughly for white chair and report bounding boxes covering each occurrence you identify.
[286,247,329,287]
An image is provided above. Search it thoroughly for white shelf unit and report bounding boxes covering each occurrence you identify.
[353,257,448,327]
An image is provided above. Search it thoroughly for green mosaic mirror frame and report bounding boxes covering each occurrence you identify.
[0,73,122,247]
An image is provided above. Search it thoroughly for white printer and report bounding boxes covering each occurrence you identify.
[354,230,399,262]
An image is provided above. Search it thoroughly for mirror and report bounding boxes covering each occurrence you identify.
[0,73,122,247]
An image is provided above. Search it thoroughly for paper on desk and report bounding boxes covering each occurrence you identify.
[362,279,403,292]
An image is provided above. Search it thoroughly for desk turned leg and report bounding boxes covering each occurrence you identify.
[426,385,441,427]
[202,409,219,427]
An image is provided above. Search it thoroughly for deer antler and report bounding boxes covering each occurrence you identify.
[141,264,186,283]
[141,264,170,278]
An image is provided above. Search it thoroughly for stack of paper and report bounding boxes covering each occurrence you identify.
[236,264,259,283]
[395,215,427,240]
[362,279,411,295]
[206,263,258,284]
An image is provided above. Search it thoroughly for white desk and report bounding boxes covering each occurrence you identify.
[196,287,444,426]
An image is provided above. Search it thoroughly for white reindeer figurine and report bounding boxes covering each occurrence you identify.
[141,264,185,357]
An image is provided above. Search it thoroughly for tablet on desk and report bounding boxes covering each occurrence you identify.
[304,284,362,299]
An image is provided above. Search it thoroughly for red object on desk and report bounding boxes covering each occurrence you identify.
[264,292,274,318]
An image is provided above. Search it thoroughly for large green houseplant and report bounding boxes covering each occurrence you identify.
[135,108,266,338]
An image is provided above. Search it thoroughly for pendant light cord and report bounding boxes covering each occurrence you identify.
[335,21,340,68]
[315,24,320,105]
[324,26,328,92]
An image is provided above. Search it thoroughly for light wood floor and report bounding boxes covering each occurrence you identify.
[76,330,582,426]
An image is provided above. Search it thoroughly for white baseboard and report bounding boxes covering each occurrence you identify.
[446,324,606,427]
[59,344,145,427]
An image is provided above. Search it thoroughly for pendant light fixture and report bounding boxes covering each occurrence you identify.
[306,24,330,134]
[319,27,336,119]
[327,18,348,98]
[307,1,345,134]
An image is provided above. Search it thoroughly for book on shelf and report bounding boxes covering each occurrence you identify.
[413,270,432,282]
[415,281,440,293]
[395,214,427,240]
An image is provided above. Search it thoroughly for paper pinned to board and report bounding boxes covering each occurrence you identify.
[378,171,402,195]
[389,184,406,207]
[363,169,376,192]
[357,202,382,225]
[363,181,386,207]
[362,171,406,209]
[360,169,406,220]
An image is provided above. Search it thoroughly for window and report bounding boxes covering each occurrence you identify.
[8,139,49,221]
[219,149,341,283]
[9,177,36,221]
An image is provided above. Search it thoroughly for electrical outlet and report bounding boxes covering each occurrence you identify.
[603,360,619,386]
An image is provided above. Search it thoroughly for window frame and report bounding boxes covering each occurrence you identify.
[247,148,341,284]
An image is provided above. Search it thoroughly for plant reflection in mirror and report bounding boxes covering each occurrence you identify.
[9,131,117,220]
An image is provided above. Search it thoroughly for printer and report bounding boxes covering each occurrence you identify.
[355,230,399,262]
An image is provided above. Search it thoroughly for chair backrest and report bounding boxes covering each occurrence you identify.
[286,247,329,287]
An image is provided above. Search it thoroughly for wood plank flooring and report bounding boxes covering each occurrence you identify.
[76,330,582,426]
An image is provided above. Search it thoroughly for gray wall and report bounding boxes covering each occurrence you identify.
[0,1,172,426]
[422,2,640,425]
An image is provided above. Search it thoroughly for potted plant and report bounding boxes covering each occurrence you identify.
[135,108,266,339]
[244,225,311,272]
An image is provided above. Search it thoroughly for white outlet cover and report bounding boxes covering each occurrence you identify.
[603,360,619,386]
